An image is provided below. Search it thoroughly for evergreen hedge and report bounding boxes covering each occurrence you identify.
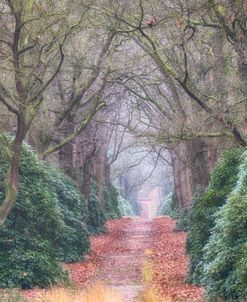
[203,151,247,300]
[158,191,190,231]
[0,136,90,288]
[118,196,134,216]
[86,180,106,234]
[0,140,67,288]
[104,183,121,219]
[158,192,179,217]
[48,167,90,262]
[186,149,243,285]
[175,205,192,232]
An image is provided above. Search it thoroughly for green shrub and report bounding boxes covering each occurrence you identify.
[175,205,192,231]
[159,191,190,231]
[129,199,139,215]
[158,192,179,217]
[0,139,68,289]
[48,167,90,263]
[186,149,243,285]
[87,180,106,234]
[158,191,191,231]
[203,151,247,300]
[118,196,134,216]
[104,184,121,219]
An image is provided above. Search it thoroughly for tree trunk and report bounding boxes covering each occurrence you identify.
[0,113,26,226]
[188,139,210,193]
[82,157,91,201]
[170,138,211,208]
[95,148,108,209]
[58,114,75,177]
[170,143,193,208]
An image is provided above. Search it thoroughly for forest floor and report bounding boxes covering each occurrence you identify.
[23,216,203,301]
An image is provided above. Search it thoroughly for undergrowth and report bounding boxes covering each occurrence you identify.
[0,136,89,289]
[175,205,192,232]
[203,151,247,300]
[186,149,243,286]
[87,181,106,234]
[158,192,179,217]
[118,196,135,216]
[104,183,121,219]
[0,139,68,289]
[48,167,90,263]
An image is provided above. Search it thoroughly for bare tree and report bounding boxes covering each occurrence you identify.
[0,0,90,226]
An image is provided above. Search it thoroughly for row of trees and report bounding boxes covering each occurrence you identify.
[0,0,247,298]
[0,0,115,224]
[104,0,247,207]
[1,0,247,223]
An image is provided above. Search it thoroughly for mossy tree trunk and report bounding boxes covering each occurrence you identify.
[0,113,26,226]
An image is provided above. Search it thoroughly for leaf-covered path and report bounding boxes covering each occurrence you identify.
[91,217,153,301]
[23,217,203,301]
[65,217,153,301]
[65,216,203,301]
[150,217,203,301]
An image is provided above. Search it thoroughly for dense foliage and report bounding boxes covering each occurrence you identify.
[186,149,242,285]
[203,151,247,300]
[158,192,179,217]
[159,191,191,231]
[0,140,67,288]
[104,183,121,219]
[48,167,90,262]
[175,206,192,232]
[87,180,106,234]
[131,200,140,215]
[0,138,90,288]
[118,196,134,216]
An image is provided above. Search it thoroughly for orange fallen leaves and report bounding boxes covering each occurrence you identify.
[20,217,203,302]
[149,217,203,301]
[65,218,132,287]
[22,218,132,299]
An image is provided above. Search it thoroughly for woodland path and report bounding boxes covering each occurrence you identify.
[65,217,203,301]
[23,217,203,301]
[91,217,153,301]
